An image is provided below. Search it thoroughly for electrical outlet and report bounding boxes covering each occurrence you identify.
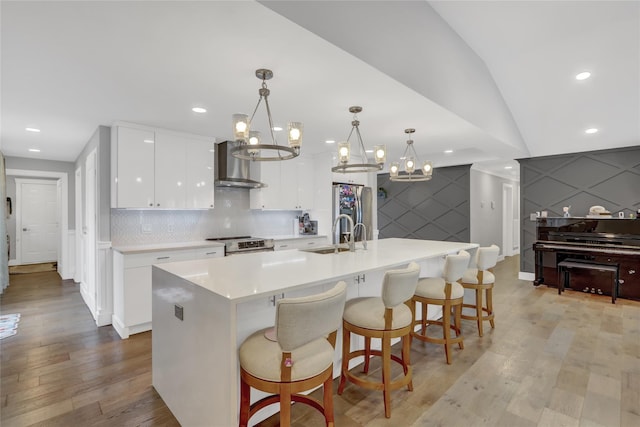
[142,223,152,234]
[174,304,184,321]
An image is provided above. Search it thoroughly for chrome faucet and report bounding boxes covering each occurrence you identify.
[332,214,355,252]
[353,222,367,250]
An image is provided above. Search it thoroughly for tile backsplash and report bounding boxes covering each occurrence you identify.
[111,188,299,246]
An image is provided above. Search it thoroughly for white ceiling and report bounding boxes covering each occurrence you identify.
[2,1,638,180]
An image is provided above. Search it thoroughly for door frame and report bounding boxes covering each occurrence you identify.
[7,169,70,278]
[502,183,514,257]
[14,178,59,265]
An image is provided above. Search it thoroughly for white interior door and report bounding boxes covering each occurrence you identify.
[16,179,59,264]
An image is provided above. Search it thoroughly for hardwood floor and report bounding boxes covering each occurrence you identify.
[1,256,639,426]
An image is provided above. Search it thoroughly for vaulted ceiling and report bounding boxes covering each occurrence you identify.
[2,1,638,179]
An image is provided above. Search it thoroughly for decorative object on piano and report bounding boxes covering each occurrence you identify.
[563,206,571,217]
[587,205,611,218]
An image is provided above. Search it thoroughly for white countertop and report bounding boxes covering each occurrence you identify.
[154,238,477,303]
[112,240,224,255]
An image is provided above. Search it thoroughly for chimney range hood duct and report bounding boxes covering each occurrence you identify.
[215,141,267,189]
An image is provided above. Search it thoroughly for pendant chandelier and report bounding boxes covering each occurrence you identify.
[389,128,433,182]
[331,106,385,173]
[231,68,302,161]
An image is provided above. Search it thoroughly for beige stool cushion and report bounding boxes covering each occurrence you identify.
[343,297,413,330]
[415,277,465,299]
[239,329,334,382]
[462,268,495,285]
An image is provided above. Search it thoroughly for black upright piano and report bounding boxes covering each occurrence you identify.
[533,217,640,301]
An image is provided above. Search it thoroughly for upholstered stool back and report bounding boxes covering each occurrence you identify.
[239,281,347,427]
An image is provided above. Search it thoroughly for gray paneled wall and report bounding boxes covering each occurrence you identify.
[519,145,640,273]
[377,164,471,242]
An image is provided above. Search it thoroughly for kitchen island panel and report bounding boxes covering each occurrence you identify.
[152,238,478,426]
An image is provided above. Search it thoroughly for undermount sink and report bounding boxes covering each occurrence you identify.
[301,245,351,254]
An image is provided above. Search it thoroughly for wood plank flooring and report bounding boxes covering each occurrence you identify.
[1,255,639,426]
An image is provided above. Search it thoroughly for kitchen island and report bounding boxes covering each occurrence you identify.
[151,238,477,426]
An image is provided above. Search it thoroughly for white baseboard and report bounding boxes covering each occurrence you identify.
[111,314,129,339]
[79,282,97,321]
[519,272,535,281]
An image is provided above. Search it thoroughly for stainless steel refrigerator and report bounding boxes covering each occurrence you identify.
[332,183,373,244]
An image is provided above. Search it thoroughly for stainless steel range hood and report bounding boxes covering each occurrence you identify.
[215,141,266,189]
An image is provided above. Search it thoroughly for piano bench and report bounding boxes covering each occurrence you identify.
[557,259,620,304]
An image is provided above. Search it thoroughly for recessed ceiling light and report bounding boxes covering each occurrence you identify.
[575,71,591,80]
[365,149,373,153]
[192,107,207,113]
[325,140,335,144]
[143,139,155,143]
[585,128,598,134]
[444,149,453,154]
[29,148,41,152]
[25,127,40,132]
[272,126,283,132]
[504,166,513,170]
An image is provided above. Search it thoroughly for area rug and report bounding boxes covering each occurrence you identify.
[9,262,57,274]
[0,313,20,339]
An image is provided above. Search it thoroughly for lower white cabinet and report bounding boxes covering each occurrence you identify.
[273,236,328,251]
[112,245,224,338]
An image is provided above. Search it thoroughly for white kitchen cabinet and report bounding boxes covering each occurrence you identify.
[250,154,315,210]
[112,244,224,338]
[273,236,327,251]
[186,138,215,209]
[111,123,214,209]
[154,132,187,209]
[112,126,155,208]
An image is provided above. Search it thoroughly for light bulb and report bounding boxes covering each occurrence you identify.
[422,161,433,175]
[374,145,386,164]
[288,122,303,148]
[390,162,399,177]
[248,131,260,155]
[338,142,350,163]
[405,157,415,173]
[232,113,249,141]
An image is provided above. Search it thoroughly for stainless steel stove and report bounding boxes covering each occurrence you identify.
[206,236,275,255]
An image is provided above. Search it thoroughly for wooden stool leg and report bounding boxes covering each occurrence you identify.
[279,385,292,427]
[382,332,392,418]
[402,334,413,391]
[443,300,452,364]
[239,376,250,427]
[338,325,350,395]
[363,336,372,373]
[323,375,335,426]
[421,302,427,334]
[475,288,484,337]
[487,288,495,329]
[454,304,464,349]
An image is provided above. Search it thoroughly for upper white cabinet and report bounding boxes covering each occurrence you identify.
[250,154,315,210]
[111,124,214,209]
[112,126,155,208]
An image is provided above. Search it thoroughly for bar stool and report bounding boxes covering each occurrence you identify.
[460,245,500,336]
[238,281,347,427]
[411,250,471,364]
[337,262,420,418]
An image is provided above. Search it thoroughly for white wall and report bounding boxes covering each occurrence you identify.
[469,168,519,253]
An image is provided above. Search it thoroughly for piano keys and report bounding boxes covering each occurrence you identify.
[532,217,640,301]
